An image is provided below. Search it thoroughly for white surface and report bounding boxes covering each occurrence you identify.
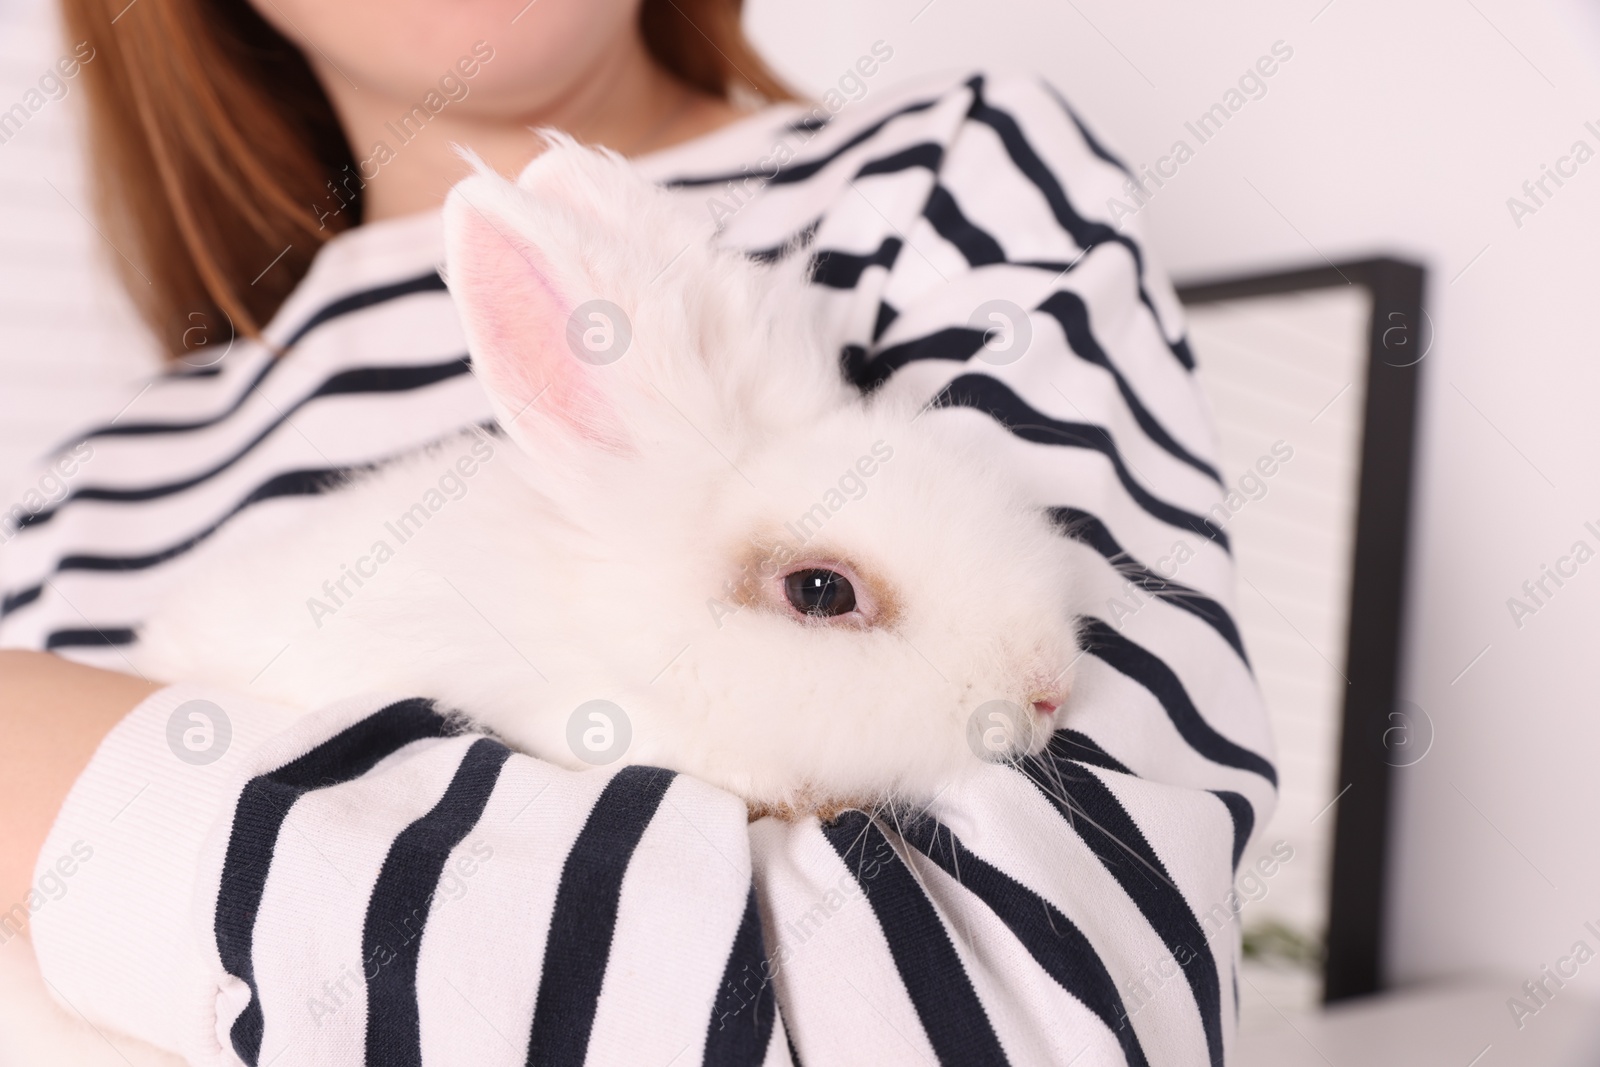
[1188,286,1374,1018]
[1235,979,1600,1067]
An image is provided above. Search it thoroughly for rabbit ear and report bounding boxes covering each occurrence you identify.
[445,141,855,466]
[443,178,630,453]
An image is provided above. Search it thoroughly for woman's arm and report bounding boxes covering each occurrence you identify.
[0,651,157,930]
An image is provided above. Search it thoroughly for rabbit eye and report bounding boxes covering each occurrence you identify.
[784,568,857,618]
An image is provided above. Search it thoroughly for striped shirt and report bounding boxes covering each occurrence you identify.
[9,72,1276,1066]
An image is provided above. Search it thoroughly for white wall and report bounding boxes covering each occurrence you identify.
[0,0,159,513]
[2,0,1597,994]
[743,0,1600,991]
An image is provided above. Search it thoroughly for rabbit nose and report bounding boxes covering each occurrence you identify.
[1030,698,1059,715]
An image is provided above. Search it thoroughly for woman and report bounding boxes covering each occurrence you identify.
[0,0,1274,1063]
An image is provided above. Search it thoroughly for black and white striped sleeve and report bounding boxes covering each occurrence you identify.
[710,72,1278,1065]
[31,686,794,1066]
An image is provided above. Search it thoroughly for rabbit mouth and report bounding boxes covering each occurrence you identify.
[1026,686,1070,729]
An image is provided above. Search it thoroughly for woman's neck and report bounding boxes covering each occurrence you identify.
[312,32,743,223]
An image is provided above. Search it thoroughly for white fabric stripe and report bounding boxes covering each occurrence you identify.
[866,295,1225,518]
[1116,609,1278,778]
[1080,764,1246,1060]
[898,843,1130,1066]
[1059,539,1250,673]
[715,91,972,254]
[928,765,1212,1067]
[414,757,619,1065]
[63,289,460,451]
[33,299,469,488]
[1060,654,1272,806]
[260,211,448,350]
[26,684,306,1059]
[890,401,1238,596]
[0,500,328,652]
[759,1016,796,1067]
[1,375,491,583]
[583,775,752,1066]
[249,732,470,1063]
[869,232,1214,461]
[750,818,940,1066]
[970,300,1220,504]
[178,693,451,1066]
[981,76,1190,346]
[55,352,277,434]
[934,120,1085,266]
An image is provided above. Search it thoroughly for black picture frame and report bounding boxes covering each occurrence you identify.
[1174,258,1427,1003]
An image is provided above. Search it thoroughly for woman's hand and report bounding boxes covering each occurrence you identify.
[0,651,157,934]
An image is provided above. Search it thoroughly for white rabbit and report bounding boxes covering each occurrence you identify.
[133,136,1084,817]
[2,138,1083,1065]
[131,135,1081,819]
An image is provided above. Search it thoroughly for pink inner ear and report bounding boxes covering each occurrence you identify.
[447,196,620,448]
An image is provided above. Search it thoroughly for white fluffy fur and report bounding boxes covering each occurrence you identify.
[135,136,1084,813]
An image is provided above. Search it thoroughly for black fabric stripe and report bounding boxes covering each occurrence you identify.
[1210,791,1256,872]
[821,813,1008,1066]
[923,184,1005,266]
[663,96,944,190]
[854,327,984,390]
[217,699,452,1066]
[933,374,1229,552]
[897,816,1150,1067]
[363,738,513,1067]
[61,467,361,573]
[845,280,1217,507]
[1048,728,1135,776]
[703,885,778,1067]
[22,357,470,526]
[809,235,903,290]
[871,301,899,343]
[1014,760,1224,1067]
[963,75,1193,371]
[165,361,226,380]
[0,468,354,623]
[43,626,135,650]
[854,287,1220,497]
[0,583,39,617]
[840,344,871,389]
[2,420,497,621]
[1035,291,1220,483]
[1080,618,1276,786]
[1042,81,1132,176]
[526,766,677,1067]
[71,273,449,443]
[1172,336,1196,367]
[279,273,449,351]
[854,141,945,180]
[747,218,821,265]
[1049,506,1248,664]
